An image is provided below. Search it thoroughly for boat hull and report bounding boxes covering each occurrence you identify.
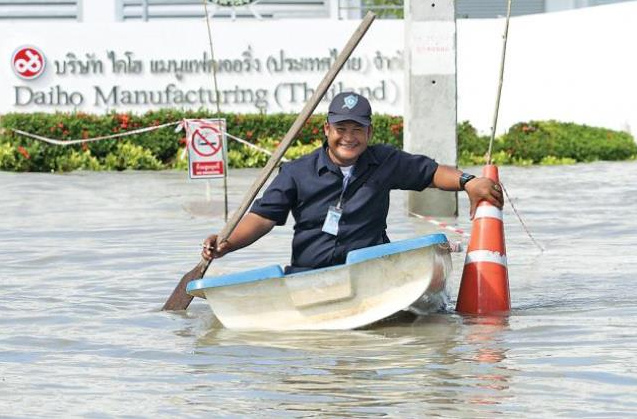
[187,234,452,330]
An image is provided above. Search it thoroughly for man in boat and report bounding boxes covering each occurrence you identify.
[202,92,503,273]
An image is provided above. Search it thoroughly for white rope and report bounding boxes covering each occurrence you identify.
[483,0,543,252]
[202,0,222,116]
[202,0,228,221]
[487,0,512,164]
[12,122,544,253]
[225,132,289,162]
[410,194,544,253]
[11,122,179,146]
[11,122,290,162]
[500,181,545,252]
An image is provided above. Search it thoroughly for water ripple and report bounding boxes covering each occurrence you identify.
[1,163,637,417]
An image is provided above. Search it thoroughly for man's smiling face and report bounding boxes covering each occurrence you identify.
[323,120,373,167]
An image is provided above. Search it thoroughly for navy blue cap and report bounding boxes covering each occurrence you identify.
[327,92,372,126]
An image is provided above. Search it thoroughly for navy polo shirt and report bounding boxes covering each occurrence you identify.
[250,143,438,273]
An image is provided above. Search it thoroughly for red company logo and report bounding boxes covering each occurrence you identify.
[12,46,46,80]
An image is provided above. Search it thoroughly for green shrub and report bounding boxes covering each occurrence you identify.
[458,149,534,167]
[501,120,637,163]
[370,115,402,147]
[171,147,189,171]
[284,139,324,160]
[54,150,103,172]
[0,143,19,171]
[227,138,323,169]
[539,155,577,166]
[1,111,636,172]
[457,120,490,156]
[103,143,162,171]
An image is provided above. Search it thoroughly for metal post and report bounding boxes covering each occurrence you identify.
[222,127,228,222]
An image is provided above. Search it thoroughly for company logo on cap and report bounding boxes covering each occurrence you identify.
[342,94,358,110]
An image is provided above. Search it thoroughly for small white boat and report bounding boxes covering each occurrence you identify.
[187,233,452,330]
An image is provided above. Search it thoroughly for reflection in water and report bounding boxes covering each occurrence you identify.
[187,313,514,416]
[459,316,511,408]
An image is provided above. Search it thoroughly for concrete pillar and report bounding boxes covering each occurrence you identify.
[404,0,458,217]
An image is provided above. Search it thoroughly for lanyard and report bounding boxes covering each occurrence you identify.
[336,173,351,210]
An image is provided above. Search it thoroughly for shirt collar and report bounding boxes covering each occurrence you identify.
[316,141,336,176]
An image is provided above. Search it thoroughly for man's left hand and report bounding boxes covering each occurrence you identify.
[464,178,504,219]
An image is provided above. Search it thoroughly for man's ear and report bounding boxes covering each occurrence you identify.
[323,121,330,137]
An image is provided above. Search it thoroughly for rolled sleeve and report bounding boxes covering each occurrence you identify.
[250,165,297,226]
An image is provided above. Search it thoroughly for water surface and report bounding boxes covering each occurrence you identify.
[1,162,636,417]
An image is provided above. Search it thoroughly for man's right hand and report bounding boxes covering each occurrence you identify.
[200,213,276,261]
[201,234,232,261]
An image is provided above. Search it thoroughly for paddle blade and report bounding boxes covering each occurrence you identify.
[162,259,210,311]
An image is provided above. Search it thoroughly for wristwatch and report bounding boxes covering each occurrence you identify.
[459,172,476,190]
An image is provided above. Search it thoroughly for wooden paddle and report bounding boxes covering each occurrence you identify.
[162,12,377,311]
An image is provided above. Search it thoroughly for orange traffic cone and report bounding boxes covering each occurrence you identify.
[456,165,510,315]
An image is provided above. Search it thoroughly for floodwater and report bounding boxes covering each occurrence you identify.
[1,162,636,417]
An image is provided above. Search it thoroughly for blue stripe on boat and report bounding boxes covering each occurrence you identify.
[345,233,448,264]
[186,264,284,295]
[186,233,448,294]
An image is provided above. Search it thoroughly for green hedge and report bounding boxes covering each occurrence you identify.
[458,120,637,166]
[0,110,635,172]
[503,121,637,163]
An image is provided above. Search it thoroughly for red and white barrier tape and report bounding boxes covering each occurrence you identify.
[407,211,467,253]
[408,211,471,239]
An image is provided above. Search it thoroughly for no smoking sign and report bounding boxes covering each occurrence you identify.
[185,119,226,179]
[191,127,222,157]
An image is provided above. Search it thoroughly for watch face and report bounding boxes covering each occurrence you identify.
[460,173,475,189]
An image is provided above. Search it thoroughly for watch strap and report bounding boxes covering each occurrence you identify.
[459,173,476,190]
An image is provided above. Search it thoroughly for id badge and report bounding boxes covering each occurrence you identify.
[321,206,342,236]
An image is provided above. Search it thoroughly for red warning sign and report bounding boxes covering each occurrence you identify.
[193,161,224,175]
[184,119,226,179]
[191,126,222,157]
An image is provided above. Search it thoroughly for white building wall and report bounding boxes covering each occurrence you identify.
[457,2,637,135]
[1,1,636,135]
